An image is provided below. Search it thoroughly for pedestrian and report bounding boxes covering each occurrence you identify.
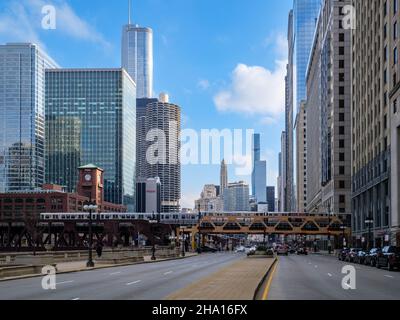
[96,242,103,258]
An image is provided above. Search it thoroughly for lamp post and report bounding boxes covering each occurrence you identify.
[181,226,186,257]
[149,217,158,261]
[365,217,374,251]
[197,204,202,254]
[83,202,98,268]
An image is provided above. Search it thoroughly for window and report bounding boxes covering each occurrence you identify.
[394,47,398,65]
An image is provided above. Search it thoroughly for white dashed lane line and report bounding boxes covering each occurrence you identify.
[56,281,74,285]
[163,271,173,275]
[109,272,122,276]
[384,275,394,279]
[72,298,80,301]
[327,273,333,277]
[126,280,142,286]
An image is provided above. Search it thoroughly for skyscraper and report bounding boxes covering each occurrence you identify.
[0,43,59,192]
[293,0,321,111]
[136,97,158,182]
[252,134,267,203]
[121,3,153,98]
[223,182,250,212]
[220,159,228,196]
[145,94,181,213]
[284,10,295,212]
[266,186,276,212]
[295,101,307,212]
[45,69,136,209]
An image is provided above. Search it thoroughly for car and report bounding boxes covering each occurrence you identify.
[296,247,308,255]
[289,247,297,254]
[234,246,245,253]
[338,248,349,261]
[346,248,362,262]
[244,246,256,254]
[364,248,381,267]
[277,245,289,256]
[376,246,400,271]
[354,250,368,264]
[201,246,218,253]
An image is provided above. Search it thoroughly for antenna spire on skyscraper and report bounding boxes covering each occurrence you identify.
[128,0,132,24]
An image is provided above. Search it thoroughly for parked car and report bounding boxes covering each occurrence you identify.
[296,247,308,255]
[354,250,368,264]
[364,248,381,267]
[346,248,362,263]
[277,245,289,256]
[338,248,349,261]
[376,246,400,271]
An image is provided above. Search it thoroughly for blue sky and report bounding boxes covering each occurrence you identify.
[0,0,293,208]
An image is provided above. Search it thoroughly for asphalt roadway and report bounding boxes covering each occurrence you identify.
[0,252,243,300]
[268,253,400,300]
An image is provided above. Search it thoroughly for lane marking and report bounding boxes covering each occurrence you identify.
[384,275,394,279]
[262,260,279,300]
[314,265,318,268]
[72,298,80,301]
[327,273,332,277]
[164,271,173,275]
[110,272,122,276]
[126,280,142,286]
[56,281,74,285]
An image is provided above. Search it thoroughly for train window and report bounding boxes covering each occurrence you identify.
[61,215,66,219]
[45,215,50,219]
[173,215,178,219]
[139,215,143,219]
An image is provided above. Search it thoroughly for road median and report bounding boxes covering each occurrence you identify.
[166,256,276,300]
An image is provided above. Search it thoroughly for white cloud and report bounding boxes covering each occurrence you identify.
[0,0,110,49]
[213,35,287,118]
[214,60,287,117]
[197,79,210,90]
[259,116,278,125]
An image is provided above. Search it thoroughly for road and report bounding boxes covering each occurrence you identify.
[268,254,400,300]
[0,252,243,300]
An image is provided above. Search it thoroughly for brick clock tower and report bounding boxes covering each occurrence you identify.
[77,164,104,206]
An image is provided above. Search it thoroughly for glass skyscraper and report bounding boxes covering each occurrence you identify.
[0,43,59,192]
[45,69,136,209]
[252,134,267,203]
[122,23,153,98]
[293,0,321,112]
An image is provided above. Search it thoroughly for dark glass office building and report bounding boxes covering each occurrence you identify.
[45,69,136,209]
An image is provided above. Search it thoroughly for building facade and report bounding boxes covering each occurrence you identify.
[295,101,307,212]
[305,15,322,214]
[293,0,322,110]
[145,94,181,213]
[0,43,59,192]
[0,165,126,221]
[352,1,393,246]
[266,186,276,212]
[252,134,267,203]
[136,98,158,183]
[223,182,250,212]
[220,159,228,196]
[284,10,295,212]
[45,69,136,209]
[136,177,161,214]
[122,23,153,98]
[195,184,223,213]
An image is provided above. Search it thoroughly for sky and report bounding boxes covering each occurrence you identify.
[0,0,293,209]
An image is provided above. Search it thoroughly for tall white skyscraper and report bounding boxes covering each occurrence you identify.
[220,159,228,195]
[121,2,153,98]
[0,43,59,192]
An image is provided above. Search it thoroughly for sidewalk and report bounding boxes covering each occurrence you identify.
[166,257,275,300]
[0,253,198,281]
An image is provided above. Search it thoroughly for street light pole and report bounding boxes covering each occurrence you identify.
[84,201,98,268]
[181,227,186,257]
[197,204,202,254]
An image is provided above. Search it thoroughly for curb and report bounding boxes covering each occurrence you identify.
[0,253,198,282]
[253,257,278,300]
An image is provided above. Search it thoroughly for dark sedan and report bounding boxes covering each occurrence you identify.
[354,250,368,264]
[376,246,400,271]
[338,248,349,261]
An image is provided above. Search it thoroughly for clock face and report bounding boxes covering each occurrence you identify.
[84,174,92,182]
